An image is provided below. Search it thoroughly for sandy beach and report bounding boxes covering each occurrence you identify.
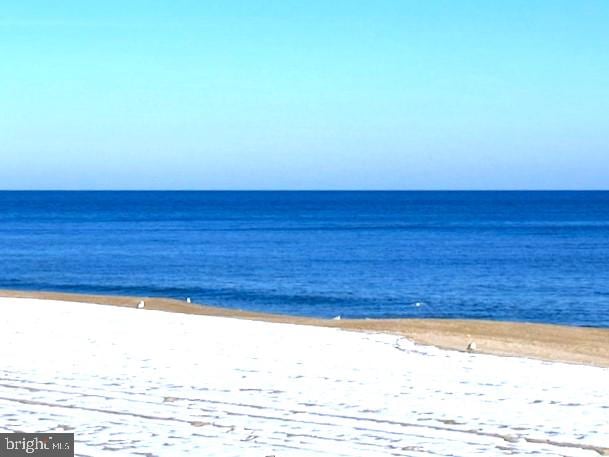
[0,293,608,456]
[2,289,608,367]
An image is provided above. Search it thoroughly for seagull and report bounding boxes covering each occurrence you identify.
[332,315,341,320]
[467,341,477,352]
[186,297,191,303]
[137,300,145,309]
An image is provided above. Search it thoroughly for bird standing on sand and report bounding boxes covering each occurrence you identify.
[186,297,191,303]
[467,341,477,352]
[137,300,145,309]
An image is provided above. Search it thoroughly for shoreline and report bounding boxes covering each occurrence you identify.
[1,288,608,367]
[4,295,608,455]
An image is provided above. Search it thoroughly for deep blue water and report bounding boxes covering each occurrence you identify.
[1,191,608,327]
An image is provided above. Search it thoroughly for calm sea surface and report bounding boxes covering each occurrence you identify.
[1,191,608,327]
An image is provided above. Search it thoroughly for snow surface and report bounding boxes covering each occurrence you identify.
[0,297,607,456]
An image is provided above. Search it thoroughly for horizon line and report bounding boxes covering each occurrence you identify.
[1,189,608,192]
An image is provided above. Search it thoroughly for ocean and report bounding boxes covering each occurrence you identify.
[1,191,608,327]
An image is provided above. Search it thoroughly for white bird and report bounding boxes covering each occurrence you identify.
[186,297,191,303]
[332,315,341,320]
[137,300,145,309]
[467,341,477,352]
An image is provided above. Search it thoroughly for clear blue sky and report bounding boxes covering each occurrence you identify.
[1,1,608,189]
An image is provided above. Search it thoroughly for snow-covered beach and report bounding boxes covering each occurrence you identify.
[1,297,608,456]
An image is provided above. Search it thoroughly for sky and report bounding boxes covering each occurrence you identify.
[1,1,608,190]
